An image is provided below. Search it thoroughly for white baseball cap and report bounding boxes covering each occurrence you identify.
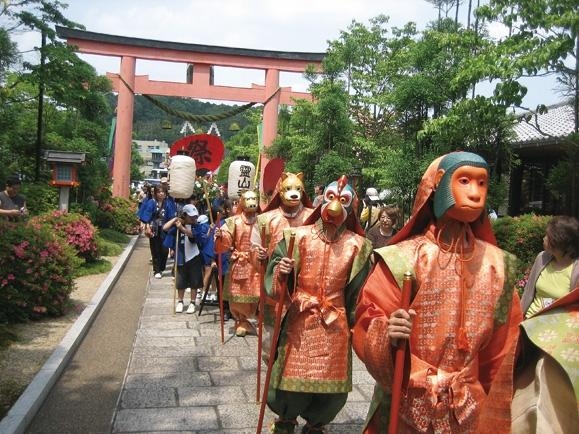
[366,188,379,201]
[182,204,199,217]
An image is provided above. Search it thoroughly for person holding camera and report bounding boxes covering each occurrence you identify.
[0,176,27,221]
[163,204,205,314]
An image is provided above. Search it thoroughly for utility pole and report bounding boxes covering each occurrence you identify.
[35,30,46,181]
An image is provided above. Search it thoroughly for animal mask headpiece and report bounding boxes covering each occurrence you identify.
[433,152,489,219]
[261,171,313,213]
[238,190,259,214]
[321,175,357,227]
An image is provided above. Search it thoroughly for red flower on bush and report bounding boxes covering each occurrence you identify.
[31,211,99,262]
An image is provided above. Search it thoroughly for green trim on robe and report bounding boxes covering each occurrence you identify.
[521,305,579,403]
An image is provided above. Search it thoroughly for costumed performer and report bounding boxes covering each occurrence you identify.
[352,151,523,433]
[255,172,314,359]
[214,189,261,337]
[264,175,373,434]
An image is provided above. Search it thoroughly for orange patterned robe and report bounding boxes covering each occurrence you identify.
[353,224,522,434]
[258,205,314,324]
[258,205,315,256]
[214,214,260,304]
[266,222,372,393]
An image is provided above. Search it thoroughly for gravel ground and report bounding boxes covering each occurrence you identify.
[0,256,120,419]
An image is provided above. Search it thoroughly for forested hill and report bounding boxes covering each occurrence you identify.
[106,94,251,144]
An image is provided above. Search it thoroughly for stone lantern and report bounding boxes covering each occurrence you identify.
[43,150,86,211]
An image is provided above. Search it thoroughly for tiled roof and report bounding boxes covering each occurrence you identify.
[512,102,575,144]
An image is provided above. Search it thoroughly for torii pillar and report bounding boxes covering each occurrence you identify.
[55,26,324,198]
[113,56,136,197]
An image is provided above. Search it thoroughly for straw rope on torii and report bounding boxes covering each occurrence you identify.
[116,73,281,123]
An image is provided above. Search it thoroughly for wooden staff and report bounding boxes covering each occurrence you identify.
[202,179,214,225]
[256,231,296,434]
[389,271,414,434]
[256,222,267,402]
[173,226,179,315]
[215,212,224,344]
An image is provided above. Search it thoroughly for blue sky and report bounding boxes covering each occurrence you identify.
[14,0,564,109]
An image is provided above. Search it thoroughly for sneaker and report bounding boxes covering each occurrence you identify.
[175,301,184,313]
[185,287,191,293]
[154,272,162,279]
[186,303,195,314]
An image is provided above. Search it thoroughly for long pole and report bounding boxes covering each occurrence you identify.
[256,223,267,402]
[215,213,224,344]
[173,227,179,314]
[388,271,413,434]
[256,231,295,434]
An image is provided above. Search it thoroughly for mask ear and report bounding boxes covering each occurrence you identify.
[434,169,445,189]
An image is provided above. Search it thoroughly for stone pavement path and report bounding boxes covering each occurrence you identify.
[112,269,375,434]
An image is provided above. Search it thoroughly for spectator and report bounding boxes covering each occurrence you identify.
[512,215,579,432]
[359,187,382,232]
[163,204,204,314]
[0,175,27,221]
[521,215,579,318]
[366,205,399,249]
[312,184,325,207]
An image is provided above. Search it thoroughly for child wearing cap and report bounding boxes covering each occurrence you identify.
[163,204,205,313]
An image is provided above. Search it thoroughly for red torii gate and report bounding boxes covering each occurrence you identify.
[56,26,324,198]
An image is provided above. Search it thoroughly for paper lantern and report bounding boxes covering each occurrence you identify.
[168,155,196,199]
[228,159,255,200]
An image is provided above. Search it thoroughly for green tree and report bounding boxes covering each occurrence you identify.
[0,1,114,203]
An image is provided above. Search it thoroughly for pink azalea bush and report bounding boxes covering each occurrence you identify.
[0,220,79,322]
[31,211,99,262]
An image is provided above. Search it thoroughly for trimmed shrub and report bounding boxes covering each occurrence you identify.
[0,220,80,322]
[77,196,140,235]
[493,213,551,275]
[31,211,99,262]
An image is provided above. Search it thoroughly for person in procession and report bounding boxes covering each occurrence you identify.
[264,175,373,434]
[214,189,261,337]
[353,151,523,433]
[140,185,170,279]
[162,204,205,314]
[254,172,315,358]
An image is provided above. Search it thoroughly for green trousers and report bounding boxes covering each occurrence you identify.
[267,388,348,426]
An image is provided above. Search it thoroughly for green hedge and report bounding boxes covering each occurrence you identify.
[492,214,551,271]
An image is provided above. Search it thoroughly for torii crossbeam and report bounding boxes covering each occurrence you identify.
[56,26,324,198]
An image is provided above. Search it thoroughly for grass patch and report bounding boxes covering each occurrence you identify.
[0,324,18,349]
[96,229,130,257]
[98,228,130,244]
[0,378,25,419]
[74,258,113,278]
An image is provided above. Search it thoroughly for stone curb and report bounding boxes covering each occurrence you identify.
[0,235,140,434]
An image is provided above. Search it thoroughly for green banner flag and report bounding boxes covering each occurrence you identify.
[257,122,264,151]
